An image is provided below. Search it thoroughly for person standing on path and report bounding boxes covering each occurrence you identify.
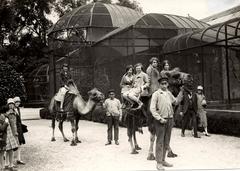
[13,97,26,165]
[103,89,122,145]
[180,78,200,138]
[0,106,9,170]
[150,73,183,171]
[196,86,210,136]
[5,98,19,171]
[149,59,178,158]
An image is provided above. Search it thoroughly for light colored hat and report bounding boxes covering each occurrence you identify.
[7,98,15,105]
[197,85,203,90]
[13,96,21,102]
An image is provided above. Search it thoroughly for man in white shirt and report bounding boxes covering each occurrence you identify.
[103,89,122,145]
[150,74,183,171]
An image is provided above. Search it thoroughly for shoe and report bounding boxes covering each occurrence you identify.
[105,141,111,145]
[204,133,210,137]
[135,145,142,150]
[16,160,25,165]
[156,163,165,171]
[194,135,201,138]
[8,167,17,171]
[181,133,185,137]
[167,151,178,158]
[115,141,119,145]
[162,161,173,167]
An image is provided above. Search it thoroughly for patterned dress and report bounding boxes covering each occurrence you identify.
[196,93,208,128]
[5,111,19,151]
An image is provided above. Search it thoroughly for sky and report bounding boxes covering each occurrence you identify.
[49,0,240,23]
[135,0,240,19]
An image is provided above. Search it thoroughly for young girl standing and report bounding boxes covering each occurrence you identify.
[5,98,18,171]
[0,106,9,170]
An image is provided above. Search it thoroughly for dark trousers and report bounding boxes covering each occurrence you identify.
[107,115,120,142]
[181,109,198,136]
[154,118,173,163]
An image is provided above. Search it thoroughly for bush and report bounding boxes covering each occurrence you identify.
[0,61,26,106]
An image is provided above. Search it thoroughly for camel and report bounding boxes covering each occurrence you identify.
[123,71,192,158]
[49,84,104,146]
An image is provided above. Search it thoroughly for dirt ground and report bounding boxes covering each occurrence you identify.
[16,113,240,171]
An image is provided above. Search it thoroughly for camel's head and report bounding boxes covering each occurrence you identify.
[88,88,104,102]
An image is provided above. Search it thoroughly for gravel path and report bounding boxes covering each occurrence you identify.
[18,118,240,171]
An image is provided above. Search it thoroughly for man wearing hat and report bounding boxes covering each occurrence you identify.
[150,73,183,171]
[55,63,72,111]
[103,89,122,146]
[60,63,72,87]
[180,76,200,138]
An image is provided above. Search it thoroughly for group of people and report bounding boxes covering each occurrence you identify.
[0,97,26,171]
[102,57,210,171]
[55,61,209,171]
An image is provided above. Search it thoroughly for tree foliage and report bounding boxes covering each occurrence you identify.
[52,0,142,17]
[116,0,143,13]
[0,0,53,75]
[0,60,26,106]
[52,0,90,17]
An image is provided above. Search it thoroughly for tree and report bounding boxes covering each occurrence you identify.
[0,60,26,106]
[116,0,143,13]
[0,0,53,74]
[53,0,90,17]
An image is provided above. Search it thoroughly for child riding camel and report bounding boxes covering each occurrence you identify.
[124,63,149,109]
[54,64,75,111]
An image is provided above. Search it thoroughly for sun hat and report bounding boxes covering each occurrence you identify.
[197,85,203,90]
[13,96,21,102]
[7,98,15,105]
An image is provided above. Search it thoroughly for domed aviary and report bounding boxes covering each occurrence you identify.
[48,2,143,42]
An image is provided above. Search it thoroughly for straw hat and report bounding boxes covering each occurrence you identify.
[7,98,15,105]
[197,85,203,90]
[13,96,21,102]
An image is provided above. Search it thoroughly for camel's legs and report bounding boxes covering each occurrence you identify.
[133,132,142,150]
[58,120,69,142]
[70,119,77,146]
[51,118,56,141]
[128,130,138,154]
[147,133,156,160]
[75,117,81,143]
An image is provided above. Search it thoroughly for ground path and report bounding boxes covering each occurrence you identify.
[17,108,240,171]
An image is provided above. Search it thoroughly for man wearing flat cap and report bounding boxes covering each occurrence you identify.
[150,73,183,171]
[60,63,72,87]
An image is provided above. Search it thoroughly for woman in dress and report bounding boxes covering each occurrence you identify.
[196,85,210,136]
[120,65,134,108]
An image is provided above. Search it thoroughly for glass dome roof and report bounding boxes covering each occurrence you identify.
[48,2,143,34]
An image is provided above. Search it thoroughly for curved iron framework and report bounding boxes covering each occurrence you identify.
[163,17,240,106]
[163,17,240,54]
